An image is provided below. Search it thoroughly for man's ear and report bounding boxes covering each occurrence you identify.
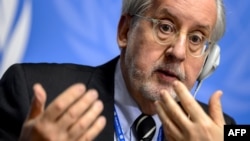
[117,14,131,49]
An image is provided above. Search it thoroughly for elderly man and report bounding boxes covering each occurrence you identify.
[0,0,235,141]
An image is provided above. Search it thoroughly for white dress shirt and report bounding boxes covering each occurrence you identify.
[114,59,162,141]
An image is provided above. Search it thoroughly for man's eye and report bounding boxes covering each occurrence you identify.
[158,22,174,34]
[189,34,203,44]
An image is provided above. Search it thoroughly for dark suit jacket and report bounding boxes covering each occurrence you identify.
[0,57,235,141]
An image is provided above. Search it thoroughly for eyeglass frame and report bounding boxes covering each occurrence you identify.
[132,14,213,57]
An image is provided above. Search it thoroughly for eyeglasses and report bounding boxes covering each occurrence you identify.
[133,14,212,57]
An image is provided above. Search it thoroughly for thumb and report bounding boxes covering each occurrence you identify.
[26,83,47,120]
[208,90,225,126]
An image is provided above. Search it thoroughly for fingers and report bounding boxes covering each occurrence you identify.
[209,90,225,126]
[78,116,106,141]
[156,80,226,141]
[42,83,106,140]
[56,89,99,130]
[68,100,105,139]
[26,83,47,120]
[21,83,106,141]
[172,81,208,121]
[159,89,190,124]
[155,100,183,140]
[42,83,86,121]
[155,89,191,137]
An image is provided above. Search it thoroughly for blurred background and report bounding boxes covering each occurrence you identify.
[0,0,249,124]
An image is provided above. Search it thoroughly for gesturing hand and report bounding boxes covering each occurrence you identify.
[19,83,106,141]
[155,81,225,141]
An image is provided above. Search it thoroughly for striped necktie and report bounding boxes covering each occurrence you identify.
[132,113,156,141]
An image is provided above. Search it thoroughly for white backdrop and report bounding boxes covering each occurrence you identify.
[0,0,249,124]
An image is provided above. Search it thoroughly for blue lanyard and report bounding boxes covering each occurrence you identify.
[114,108,126,141]
[114,109,164,141]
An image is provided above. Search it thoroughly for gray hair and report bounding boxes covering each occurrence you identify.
[121,0,226,43]
[212,0,226,43]
[122,0,152,16]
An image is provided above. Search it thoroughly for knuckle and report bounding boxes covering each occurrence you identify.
[200,121,212,129]
[68,108,78,119]
[54,101,65,111]
[79,119,88,131]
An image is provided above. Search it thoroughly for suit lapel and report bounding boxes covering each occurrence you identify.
[89,56,119,141]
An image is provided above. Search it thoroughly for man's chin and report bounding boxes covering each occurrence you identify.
[142,92,161,101]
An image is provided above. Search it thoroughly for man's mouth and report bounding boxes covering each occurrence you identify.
[155,69,180,82]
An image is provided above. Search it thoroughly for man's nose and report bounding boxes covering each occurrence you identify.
[165,33,187,61]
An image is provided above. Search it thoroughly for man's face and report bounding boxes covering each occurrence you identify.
[118,0,217,101]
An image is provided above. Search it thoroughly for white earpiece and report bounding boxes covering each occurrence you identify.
[193,44,220,98]
[197,44,220,82]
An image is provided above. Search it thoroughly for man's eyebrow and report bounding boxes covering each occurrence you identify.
[196,25,211,33]
[158,8,178,19]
